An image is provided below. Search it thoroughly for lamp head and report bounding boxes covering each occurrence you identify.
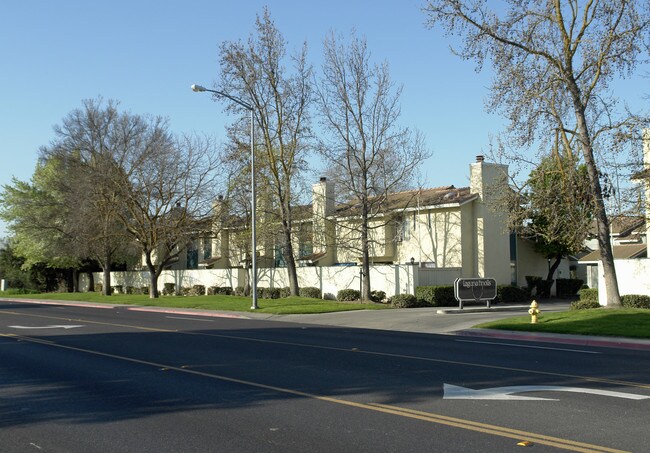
[191,84,207,92]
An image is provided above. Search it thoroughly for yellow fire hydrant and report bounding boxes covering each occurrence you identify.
[528,300,540,324]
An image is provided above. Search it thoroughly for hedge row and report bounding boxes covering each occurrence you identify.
[573,289,650,309]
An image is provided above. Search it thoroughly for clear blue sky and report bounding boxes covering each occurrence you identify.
[0,1,646,238]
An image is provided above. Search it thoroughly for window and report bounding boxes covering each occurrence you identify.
[274,246,287,268]
[203,238,212,260]
[187,241,199,270]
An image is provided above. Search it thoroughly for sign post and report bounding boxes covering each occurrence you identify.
[454,278,497,309]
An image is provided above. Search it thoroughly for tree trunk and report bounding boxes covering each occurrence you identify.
[546,253,562,281]
[102,266,111,296]
[72,269,79,292]
[569,87,621,307]
[360,201,372,302]
[144,252,160,298]
[281,225,300,296]
[87,272,95,292]
[149,270,160,298]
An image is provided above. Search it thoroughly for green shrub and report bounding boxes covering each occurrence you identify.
[556,278,584,297]
[141,287,149,295]
[208,286,233,295]
[370,290,387,303]
[279,287,291,298]
[112,285,124,295]
[525,276,542,296]
[299,287,321,299]
[189,285,205,296]
[621,294,650,309]
[416,286,455,307]
[538,279,554,298]
[570,299,601,310]
[234,286,245,296]
[94,283,103,293]
[259,287,281,299]
[495,285,527,304]
[337,289,360,301]
[390,294,424,308]
[163,283,176,296]
[578,288,598,302]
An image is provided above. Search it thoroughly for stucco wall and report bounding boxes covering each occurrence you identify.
[597,259,650,306]
[90,264,464,299]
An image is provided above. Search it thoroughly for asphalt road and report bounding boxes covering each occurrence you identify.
[1,299,649,452]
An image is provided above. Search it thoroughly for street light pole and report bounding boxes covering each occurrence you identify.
[191,84,258,309]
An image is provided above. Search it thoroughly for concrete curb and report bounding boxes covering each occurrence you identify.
[457,328,650,351]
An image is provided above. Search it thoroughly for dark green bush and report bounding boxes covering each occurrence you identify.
[370,290,387,303]
[234,286,245,296]
[538,279,554,298]
[337,289,360,301]
[570,299,601,310]
[141,287,149,295]
[279,287,291,298]
[415,286,455,307]
[208,286,233,295]
[495,285,527,304]
[190,285,206,296]
[299,287,321,299]
[556,278,584,297]
[621,294,650,309]
[578,288,598,302]
[163,283,175,296]
[112,285,124,294]
[525,276,542,296]
[258,287,281,299]
[94,284,103,293]
[390,294,423,308]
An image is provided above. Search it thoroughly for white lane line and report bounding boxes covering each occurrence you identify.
[456,339,600,354]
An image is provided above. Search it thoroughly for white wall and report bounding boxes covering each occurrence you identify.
[91,264,465,299]
[597,259,650,306]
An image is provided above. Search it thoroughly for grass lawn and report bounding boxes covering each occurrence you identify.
[476,308,650,339]
[5,291,391,315]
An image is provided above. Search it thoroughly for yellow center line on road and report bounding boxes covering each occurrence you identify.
[2,309,650,390]
[0,332,629,453]
[369,404,629,453]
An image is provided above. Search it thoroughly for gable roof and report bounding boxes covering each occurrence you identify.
[579,244,647,262]
[334,186,477,218]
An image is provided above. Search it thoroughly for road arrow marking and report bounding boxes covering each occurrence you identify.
[443,383,650,401]
[8,325,85,330]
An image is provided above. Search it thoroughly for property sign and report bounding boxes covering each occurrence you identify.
[454,278,497,309]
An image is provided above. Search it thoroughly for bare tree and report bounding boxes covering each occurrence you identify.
[217,7,312,296]
[316,31,429,302]
[423,0,650,307]
[113,133,223,298]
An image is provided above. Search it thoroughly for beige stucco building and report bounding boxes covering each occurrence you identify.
[181,156,550,289]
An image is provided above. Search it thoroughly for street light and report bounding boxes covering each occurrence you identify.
[191,84,258,309]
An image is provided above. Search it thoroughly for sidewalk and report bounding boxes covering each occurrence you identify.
[4,297,650,351]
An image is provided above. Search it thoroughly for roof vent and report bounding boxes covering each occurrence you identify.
[320,176,327,182]
[476,155,484,163]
